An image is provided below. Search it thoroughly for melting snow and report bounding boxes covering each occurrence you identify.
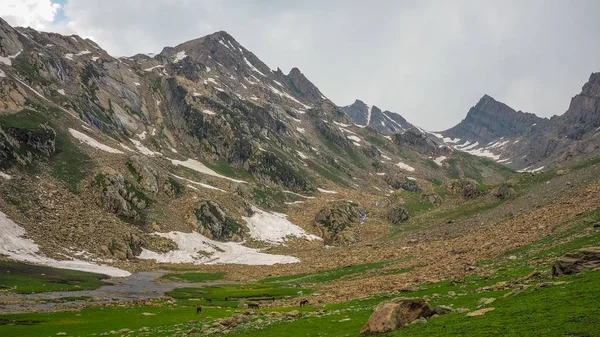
[267,85,311,110]
[134,82,141,86]
[69,129,124,154]
[203,109,216,115]
[244,57,266,76]
[434,156,447,166]
[0,49,22,66]
[0,171,11,179]
[144,65,164,72]
[296,127,305,134]
[173,50,187,63]
[317,188,337,194]
[365,105,373,126]
[119,143,135,152]
[383,135,392,141]
[333,121,351,128]
[139,231,299,265]
[129,138,161,156]
[273,80,284,87]
[57,89,65,95]
[243,206,321,244]
[347,135,361,143]
[0,211,130,277]
[171,174,226,192]
[138,131,147,140]
[170,158,246,183]
[381,154,391,161]
[396,161,416,172]
[296,150,308,159]
[0,69,5,78]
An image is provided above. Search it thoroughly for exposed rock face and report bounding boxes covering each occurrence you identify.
[286,67,326,104]
[387,205,409,225]
[313,202,361,245]
[128,155,183,197]
[360,298,433,334]
[192,200,244,241]
[340,99,413,133]
[0,124,56,168]
[444,94,547,144]
[92,169,149,220]
[420,191,442,205]
[248,152,313,193]
[386,175,420,192]
[552,247,600,277]
[444,178,480,200]
[440,73,600,171]
[394,128,439,157]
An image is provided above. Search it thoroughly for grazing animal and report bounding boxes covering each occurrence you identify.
[248,303,260,309]
[205,298,212,303]
[299,300,309,307]
[225,297,229,301]
[196,306,202,314]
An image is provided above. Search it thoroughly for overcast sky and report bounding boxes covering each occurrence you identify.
[2,0,600,130]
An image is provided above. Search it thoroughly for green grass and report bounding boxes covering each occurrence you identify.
[397,191,434,215]
[168,283,312,307]
[261,261,393,285]
[0,108,92,192]
[208,158,253,180]
[393,271,600,337]
[0,261,108,294]
[160,272,225,283]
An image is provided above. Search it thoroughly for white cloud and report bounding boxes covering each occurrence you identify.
[0,0,61,30]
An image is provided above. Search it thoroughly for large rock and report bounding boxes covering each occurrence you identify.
[387,205,409,225]
[552,247,600,277]
[192,200,244,241]
[0,124,56,169]
[444,178,480,199]
[313,201,361,245]
[92,168,150,220]
[360,298,433,334]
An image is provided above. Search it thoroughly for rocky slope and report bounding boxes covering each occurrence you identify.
[340,99,414,133]
[437,73,600,171]
[0,17,534,275]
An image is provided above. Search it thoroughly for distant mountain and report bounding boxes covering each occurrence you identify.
[340,99,413,133]
[436,73,600,171]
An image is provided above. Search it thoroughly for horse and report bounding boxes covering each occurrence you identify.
[196,306,202,314]
[205,298,212,303]
[299,300,309,307]
[248,303,260,309]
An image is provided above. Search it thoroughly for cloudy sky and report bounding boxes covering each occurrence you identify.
[2,0,599,130]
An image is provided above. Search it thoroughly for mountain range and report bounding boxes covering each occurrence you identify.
[0,15,598,269]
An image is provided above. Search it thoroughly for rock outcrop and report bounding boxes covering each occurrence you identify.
[191,200,245,242]
[340,99,413,133]
[313,201,362,245]
[387,205,409,225]
[360,298,433,334]
[552,247,600,277]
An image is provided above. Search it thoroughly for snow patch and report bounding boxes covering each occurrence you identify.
[173,50,187,63]
[139,231,299,265]
[144,65,164,72]
[0,211,130,277]
[244,57,266,76]
[129,138,161,156]
[171,174,226,192]
[317,188,337,194]
[0,49,22,66]
[170,158,246,183]
[347,135,361,143]
[296,127,305,134]
[434,156,447,166]
[203,109,216,115]
[0,171,11,179]
[57,89,65,95]
[396,161,416,172]
[296,150,308,159]
[243,206,321,244]
[69,129,124,154]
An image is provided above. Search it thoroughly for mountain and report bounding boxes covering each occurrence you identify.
[340,99,414,133]
[436,73,600,171]
[0,17,516,272]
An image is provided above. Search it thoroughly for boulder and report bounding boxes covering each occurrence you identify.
[433,305,453,315]
[444,178,480,199]
[387,205,409,225]
[360,298,433,334]
[420,192,442,205]
[313,201,362,245]
[552,246,600,276]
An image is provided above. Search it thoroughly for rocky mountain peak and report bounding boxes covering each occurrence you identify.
[286,67,325,103]
[340,100,413,134]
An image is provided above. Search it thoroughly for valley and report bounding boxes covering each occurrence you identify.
[0,15,599,336]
